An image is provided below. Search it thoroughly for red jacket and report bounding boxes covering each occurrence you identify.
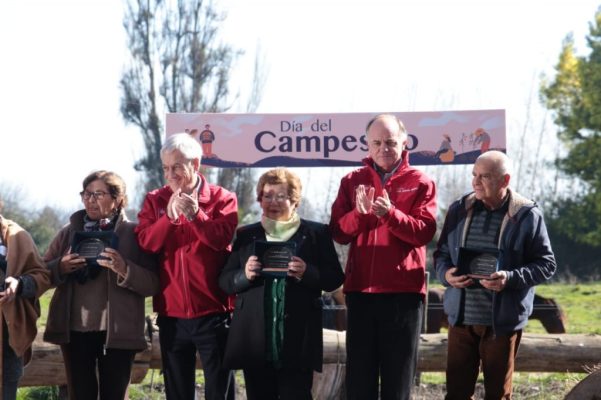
[329,152,436,296]
[136,174,238,319]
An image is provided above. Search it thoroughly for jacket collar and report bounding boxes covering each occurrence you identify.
[462,188,534,219]
[70,209,128,231]
[361,150,410,176]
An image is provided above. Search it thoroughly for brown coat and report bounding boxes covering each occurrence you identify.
[0,216,51,358]
[43,210,159,350]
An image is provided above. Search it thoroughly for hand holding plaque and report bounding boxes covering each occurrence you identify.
[71,231,119,284]
[457,247,499,281]
[72,231,119,266]
[254,240,297,278]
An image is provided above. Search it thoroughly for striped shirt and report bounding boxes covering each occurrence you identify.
[461,199,508,326]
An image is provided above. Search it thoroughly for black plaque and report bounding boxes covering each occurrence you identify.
[72,231,119,267]
[254,240,296,278]
[457,247,499,280]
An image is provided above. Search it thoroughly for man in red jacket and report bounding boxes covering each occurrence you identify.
[330,114,437,400]
[136,133,238,400]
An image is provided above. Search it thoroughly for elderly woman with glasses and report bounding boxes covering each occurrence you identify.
[43,170,159,400]
[219,168,344,400]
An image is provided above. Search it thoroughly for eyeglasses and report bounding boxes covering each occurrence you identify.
[80,190,109,201]
[262,193,290,203]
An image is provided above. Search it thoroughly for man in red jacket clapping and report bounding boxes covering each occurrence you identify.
[330,114,437,400]
[136,133,238,400]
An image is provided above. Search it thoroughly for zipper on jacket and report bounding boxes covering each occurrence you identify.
[368,222,379,291]
[180,248,190,317]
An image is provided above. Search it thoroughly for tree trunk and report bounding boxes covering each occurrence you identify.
[18,331,601,387]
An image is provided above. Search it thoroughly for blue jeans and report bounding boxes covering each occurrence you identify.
[345,292,424,400]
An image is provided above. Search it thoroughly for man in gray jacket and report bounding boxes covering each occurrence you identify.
[434,150,556,400]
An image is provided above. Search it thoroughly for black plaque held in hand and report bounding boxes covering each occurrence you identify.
[254,240,296,278]
[72,231,119,267]
[457,247,499,280]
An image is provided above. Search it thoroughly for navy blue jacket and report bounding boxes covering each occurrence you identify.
[434,189,556,334]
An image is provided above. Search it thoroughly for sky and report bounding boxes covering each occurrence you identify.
[1,0,599,213]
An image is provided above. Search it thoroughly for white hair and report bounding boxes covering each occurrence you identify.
[161,133,202,160]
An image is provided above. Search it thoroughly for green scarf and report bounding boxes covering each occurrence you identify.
[261,212,301,242]
[260,212,300,368]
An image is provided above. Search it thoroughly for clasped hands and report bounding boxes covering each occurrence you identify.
[167,188,199,221]
[245,255,307,281]
[355,185,392,217]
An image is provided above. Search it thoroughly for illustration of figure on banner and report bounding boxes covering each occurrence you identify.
[185,125,217,159]
[199,124,216,158]
[434,133,455,163]
[473,127,491,153]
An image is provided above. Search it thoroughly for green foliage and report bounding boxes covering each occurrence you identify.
[541,9,601,247]
[17,386,59,399]
[1,198,66,255]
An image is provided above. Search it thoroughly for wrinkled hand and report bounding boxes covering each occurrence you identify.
[59,252,86,275]
[372,189,392,217]
[167,189,181,220]
[444,267,474,289]
[288,256,307,281]
[245,255,262,281]
[355,185,375,214]
[479,270,508,292]
[98,247,127,278]
[176,188,199,221]
[0,277,20,304]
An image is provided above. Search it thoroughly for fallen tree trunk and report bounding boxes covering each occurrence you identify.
[302,331,601,373]
[18,331,601,387]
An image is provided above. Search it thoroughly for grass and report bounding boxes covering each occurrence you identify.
[21,283,601,399]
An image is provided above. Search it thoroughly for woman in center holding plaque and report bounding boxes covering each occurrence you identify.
[219,168,344,400]
[43,171,159,400]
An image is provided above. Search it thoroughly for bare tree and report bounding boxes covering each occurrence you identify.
[121,0,261,213]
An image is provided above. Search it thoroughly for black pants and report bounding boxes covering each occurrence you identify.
[345,292,424,400]
[244,364,313,400]
[157,314,234,400]
[61,331,136,400]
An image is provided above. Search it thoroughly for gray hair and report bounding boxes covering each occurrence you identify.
[161,133,202,160]
[476,150,513,177]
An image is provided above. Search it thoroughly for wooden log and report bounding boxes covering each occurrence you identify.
[416,333,601,372]
[19,332,152,387]
[323,331,601,373]
[17,330,601,387]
